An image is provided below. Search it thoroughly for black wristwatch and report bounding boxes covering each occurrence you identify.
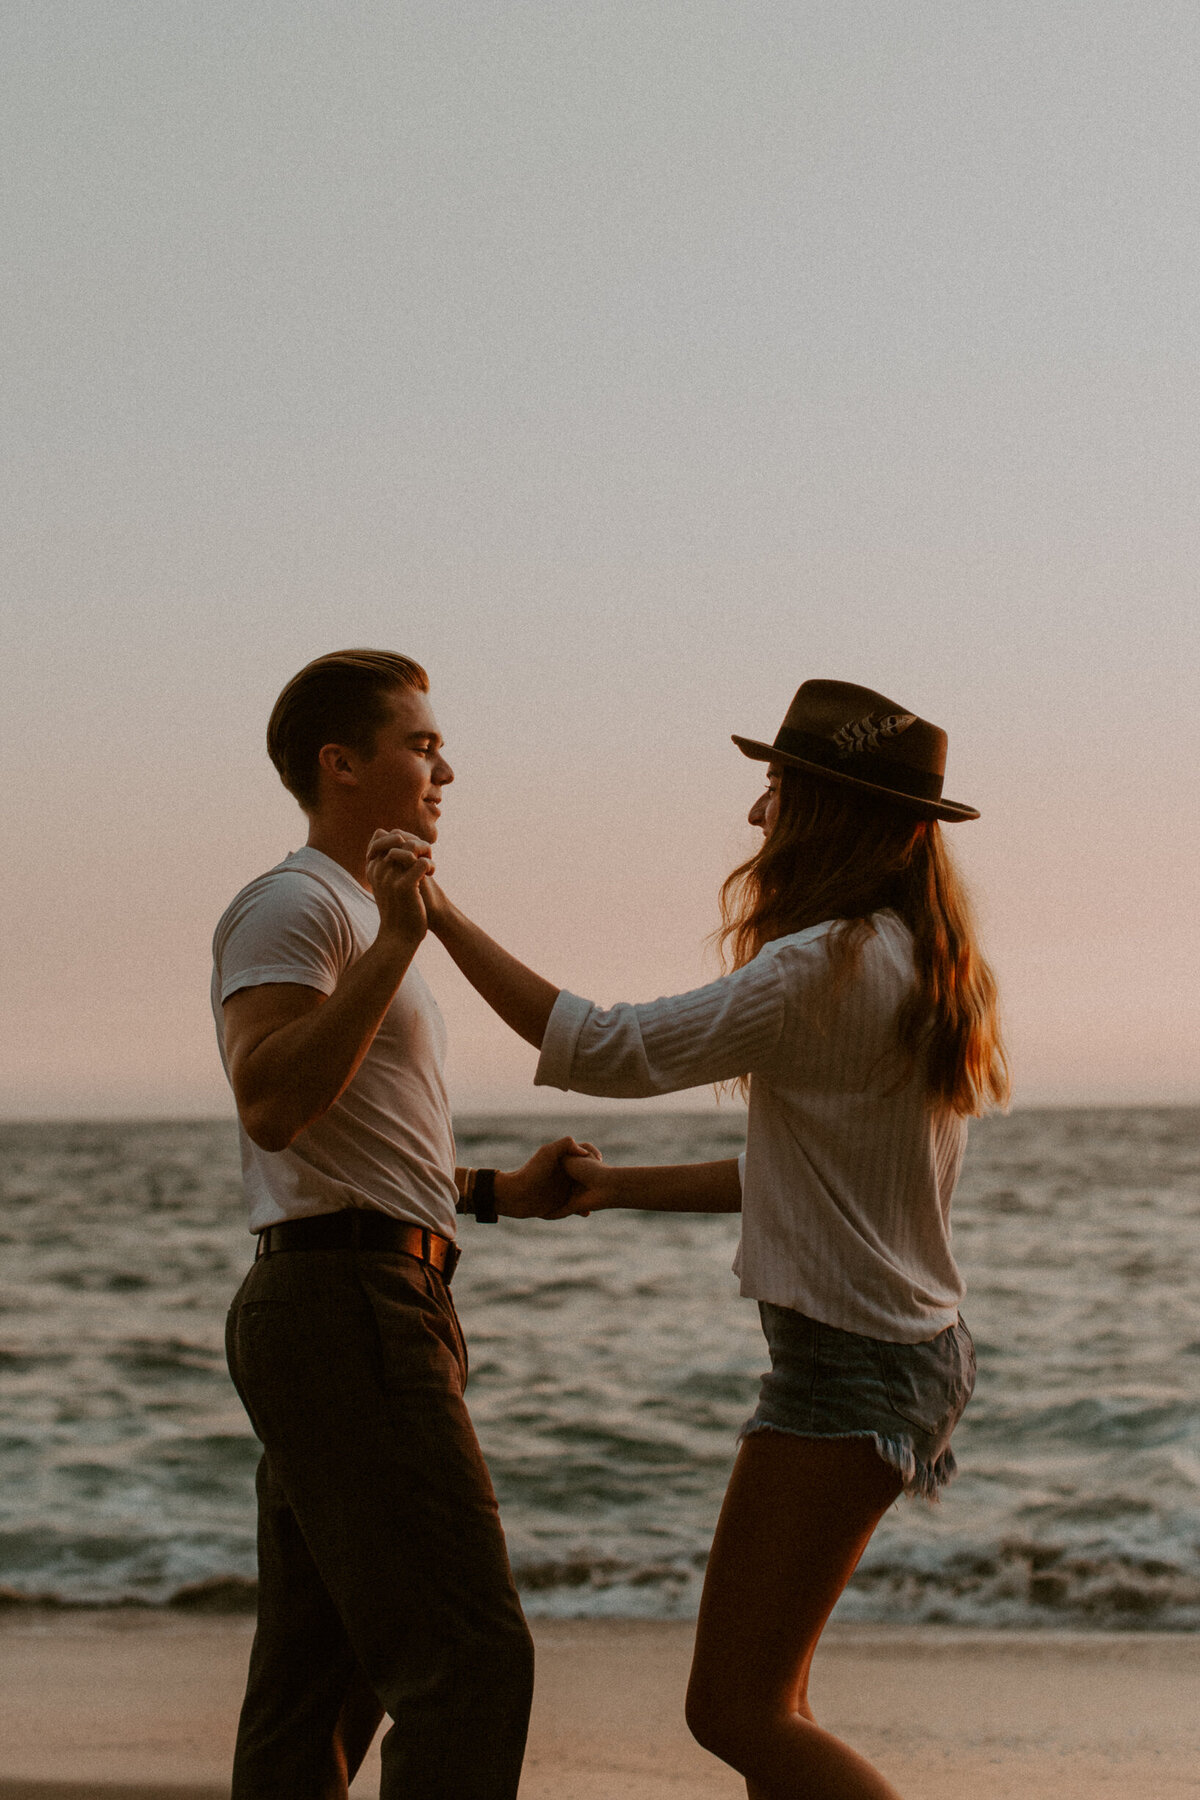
[457,1168,499,1223]
[473,1167,498,1224]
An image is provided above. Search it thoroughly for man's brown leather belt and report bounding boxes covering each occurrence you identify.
[256,1210,459,1280]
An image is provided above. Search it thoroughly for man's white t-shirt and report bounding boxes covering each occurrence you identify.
[211,846,460,1237]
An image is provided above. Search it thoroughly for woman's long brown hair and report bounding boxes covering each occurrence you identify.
[717,768,1010,1116]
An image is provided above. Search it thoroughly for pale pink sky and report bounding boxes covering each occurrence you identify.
[3,3,1198,1116]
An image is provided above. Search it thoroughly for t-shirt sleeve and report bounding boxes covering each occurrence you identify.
[535,953,787,1098]
[214,871,354,1004]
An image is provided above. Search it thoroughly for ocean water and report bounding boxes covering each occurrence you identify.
[1,1109,1198,1629]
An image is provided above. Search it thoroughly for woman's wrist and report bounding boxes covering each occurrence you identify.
[578,1159,741,1213]
[422,880,456,938]
[584,1164,623,1209]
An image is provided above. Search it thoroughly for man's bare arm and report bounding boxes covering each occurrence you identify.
[224,838,432,1151]
[224,938,419,1150]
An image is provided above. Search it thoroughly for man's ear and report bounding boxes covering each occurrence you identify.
[317,743,359,788]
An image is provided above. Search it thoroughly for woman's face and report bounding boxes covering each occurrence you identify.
[748,763,782,836]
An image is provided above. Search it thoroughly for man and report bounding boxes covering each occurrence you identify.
[212,649,588,1799]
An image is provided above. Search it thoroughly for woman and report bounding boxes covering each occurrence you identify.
[377,678,1008,1800]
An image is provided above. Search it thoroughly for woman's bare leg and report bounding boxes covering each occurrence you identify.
[686,1432,904,1800]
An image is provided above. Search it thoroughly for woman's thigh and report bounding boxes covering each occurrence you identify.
[688,1432,902,1724]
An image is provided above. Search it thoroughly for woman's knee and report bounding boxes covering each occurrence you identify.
[684,1693,725,1761]
[687,1663,810,1769]
[685,1674,752,1765]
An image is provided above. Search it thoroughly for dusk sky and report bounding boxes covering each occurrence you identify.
[4,1,1197,1116]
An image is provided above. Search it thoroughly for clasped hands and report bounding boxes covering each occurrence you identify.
[493,1138,607,1221]
[366,827,446,938]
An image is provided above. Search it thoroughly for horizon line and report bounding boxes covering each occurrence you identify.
[1,1100,1198,1129]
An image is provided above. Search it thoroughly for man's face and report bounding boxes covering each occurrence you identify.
[355,688,454,842]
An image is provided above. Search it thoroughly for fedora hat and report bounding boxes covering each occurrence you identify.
[732,679,979,822]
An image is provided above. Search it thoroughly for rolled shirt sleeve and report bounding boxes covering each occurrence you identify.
[535,954,787,1099]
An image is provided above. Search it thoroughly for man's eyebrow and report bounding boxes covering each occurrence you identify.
[406,730,443,747]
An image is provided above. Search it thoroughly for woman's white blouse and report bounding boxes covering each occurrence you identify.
[535,912,967,1344]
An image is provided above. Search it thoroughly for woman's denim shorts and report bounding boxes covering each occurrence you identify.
[742,1303,976,1500]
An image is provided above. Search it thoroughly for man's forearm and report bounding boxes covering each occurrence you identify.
[429,896,560,1049]
[233,930,421,1149]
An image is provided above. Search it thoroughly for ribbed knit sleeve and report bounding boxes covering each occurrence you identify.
[535,957,786,1098]
[537,912,969,1341]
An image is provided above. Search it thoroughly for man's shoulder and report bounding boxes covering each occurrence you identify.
[213,851,363,955]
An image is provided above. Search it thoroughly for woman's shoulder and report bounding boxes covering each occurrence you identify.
[759,910,911,959]
[865,908,914,956]
[756,918,838,960]
[757,911,914,993]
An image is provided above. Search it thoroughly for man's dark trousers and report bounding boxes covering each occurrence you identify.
[225,1241,534,1800]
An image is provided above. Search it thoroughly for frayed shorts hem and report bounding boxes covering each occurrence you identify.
[737,1418,958,1502]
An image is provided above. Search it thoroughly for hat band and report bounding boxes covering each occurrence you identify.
[773,726,944,802]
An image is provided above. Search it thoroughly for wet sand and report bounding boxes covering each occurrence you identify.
[1,1611,1198,1798]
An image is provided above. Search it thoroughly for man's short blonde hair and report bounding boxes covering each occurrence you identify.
[267,649,429,812]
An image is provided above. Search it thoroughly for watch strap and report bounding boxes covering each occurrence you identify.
[473,1167,499,1224]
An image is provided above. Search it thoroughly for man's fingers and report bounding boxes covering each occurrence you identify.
[367,829,435,874]
[546,1136,602,1162]
[368,846,435,879]
[369,828,432,851]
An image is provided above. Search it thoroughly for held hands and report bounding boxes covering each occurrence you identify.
[553,1153,614,1217]
[366,829,435,942]
[496,1138,603,1220]
[365,830,450,937]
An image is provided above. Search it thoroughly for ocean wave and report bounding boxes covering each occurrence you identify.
[844,1536,1200,1630]
[2,1111,1198,1630]
[3,1537,1200,1629]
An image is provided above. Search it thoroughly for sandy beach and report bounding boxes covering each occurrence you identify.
[0,1612,1197,1799]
